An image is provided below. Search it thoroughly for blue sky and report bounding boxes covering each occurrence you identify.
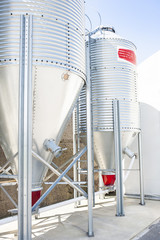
[85,0,160,64]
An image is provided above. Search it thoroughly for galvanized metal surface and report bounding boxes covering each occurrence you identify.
[86,35,94,237]
[113,100,124,216]
[18,15,32,240]
[32,147,87,212]
[73,109,78,205]
[0,0,85,191]
[79,97,140,132]
[0,0,85,78]
[138,132,145,205]
[78,27,140,172]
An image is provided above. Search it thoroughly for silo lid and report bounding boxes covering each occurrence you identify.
[101,26,115,33]
[90,25,122,40]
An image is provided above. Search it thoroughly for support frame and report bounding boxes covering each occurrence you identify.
[18,14,33,240]
[86,33,94,237]
[32,147,87,211]
[113,100,125,217]
[138,132,145,205]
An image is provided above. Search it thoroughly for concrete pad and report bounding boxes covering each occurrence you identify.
[0,197,160,240]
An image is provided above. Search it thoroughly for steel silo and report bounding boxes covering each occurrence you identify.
[0,0,85,204]
[78,26,140,185]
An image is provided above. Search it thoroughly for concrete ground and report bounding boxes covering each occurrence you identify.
[0,196,160,240]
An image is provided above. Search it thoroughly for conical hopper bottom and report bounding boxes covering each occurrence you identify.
[0,65,84,192]
[81,130,138,171]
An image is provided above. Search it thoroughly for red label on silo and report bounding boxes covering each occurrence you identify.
[118,48,136,65]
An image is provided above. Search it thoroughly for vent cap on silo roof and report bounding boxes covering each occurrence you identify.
[101,26,115,33]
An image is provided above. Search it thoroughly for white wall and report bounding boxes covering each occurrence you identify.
[124,51,160,196]
[124,103,160,196]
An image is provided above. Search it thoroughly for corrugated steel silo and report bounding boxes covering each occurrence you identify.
[78,26,140,185]
[0,0,85,204]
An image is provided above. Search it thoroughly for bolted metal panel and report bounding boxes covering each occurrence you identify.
[0,0,85,78]
[79,96,140,132]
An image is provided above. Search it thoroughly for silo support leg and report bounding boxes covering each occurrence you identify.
[138,132,145,205]
[86,34,94,237]
[73,109,78,206]
[18,15,33,240]
[113,100,125,217]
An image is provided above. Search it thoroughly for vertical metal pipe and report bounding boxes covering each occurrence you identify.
[73,108,78,207]
[77,103,81,204]
[99,170,105,200]
[91,85,95,208]
[138,132,145,205]
[113,100,124,216]
[18,15,33,240]
[86,34,94,237]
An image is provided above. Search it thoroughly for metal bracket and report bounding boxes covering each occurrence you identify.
[43,139,63,158]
